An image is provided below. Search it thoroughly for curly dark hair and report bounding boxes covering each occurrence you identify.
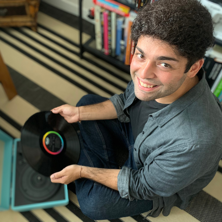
[131,0,215,72]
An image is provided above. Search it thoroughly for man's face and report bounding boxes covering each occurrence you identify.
[130,36,191,104]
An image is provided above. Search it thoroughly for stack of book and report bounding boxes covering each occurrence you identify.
[93,0,149,65]
[204,44,222,102]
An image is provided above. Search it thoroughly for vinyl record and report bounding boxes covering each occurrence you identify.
[21,111,80,177]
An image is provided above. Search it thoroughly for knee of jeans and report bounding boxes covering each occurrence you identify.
[76,94,108,107]
[79,197,100,220]
[80,203,98,220]
[76,95,93,107]
[78,187,112,220]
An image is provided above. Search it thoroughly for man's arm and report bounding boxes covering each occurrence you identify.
[52,100,117,123]
[79,100,118,121]
[50,164,120,190]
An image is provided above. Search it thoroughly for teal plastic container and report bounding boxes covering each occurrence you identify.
[0,130,69,211]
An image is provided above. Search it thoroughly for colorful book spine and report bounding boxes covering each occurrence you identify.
[103,11,109,55]
[119,38,126,62]
[100,8,105,52]
[125,20,133,65]
[108,11,112,55]
[116,18,123,56]
[211,69,222,92]
[95,5,102,50]
[203,57,222,88]
[213,76,222,97]
[93,0,130,17]
[111,11,116,57]
[218,90,222,102]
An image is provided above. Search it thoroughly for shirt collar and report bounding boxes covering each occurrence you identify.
[151,68,207,127]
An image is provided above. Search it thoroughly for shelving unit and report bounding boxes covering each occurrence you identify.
[215,38,222,48]
[78,0,136,74]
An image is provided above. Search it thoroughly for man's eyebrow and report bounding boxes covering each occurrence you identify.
[136,47,179,62]
[136,46,144,54]
[157,56,179,62]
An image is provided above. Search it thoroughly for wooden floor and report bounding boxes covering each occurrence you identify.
[0,4,222,222]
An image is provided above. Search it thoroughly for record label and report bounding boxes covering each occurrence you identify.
[42,131,64,155]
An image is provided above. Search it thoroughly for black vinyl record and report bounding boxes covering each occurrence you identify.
[21,111,80,177]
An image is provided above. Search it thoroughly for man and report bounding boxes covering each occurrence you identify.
[50,0,222,220]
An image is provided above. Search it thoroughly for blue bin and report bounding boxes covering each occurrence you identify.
[0,130,69,211]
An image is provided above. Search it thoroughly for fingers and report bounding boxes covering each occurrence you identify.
[51,176,67,184]
[50,169,64,180]
[51,106,63,114]
[50,171,65,184]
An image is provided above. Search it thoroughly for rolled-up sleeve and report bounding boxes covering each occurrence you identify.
[117,166,132,199]
[117,143,216,201]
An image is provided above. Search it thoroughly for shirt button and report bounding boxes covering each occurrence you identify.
[142,131,145,134]
[134,148,137,151]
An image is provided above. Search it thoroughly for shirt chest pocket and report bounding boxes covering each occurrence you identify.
[140,143,156,163]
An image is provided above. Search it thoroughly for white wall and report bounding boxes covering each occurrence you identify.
[42,0,94,24]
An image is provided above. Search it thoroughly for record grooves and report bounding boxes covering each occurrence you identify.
[21,111,80,177]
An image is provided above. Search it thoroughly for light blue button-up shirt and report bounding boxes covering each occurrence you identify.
[110,69,222,217]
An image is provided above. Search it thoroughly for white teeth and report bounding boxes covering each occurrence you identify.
[140,80,155,88]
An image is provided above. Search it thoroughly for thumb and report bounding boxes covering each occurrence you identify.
[51,106,63,114]
[50,170,64,179]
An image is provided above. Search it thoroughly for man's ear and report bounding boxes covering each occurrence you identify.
[187,58,204,78]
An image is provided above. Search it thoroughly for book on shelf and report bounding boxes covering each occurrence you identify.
[125,20,133,65]
[213,76,222,97]
[115,17,124,56]
[111,11,116,56]
[98,7,106,52]
[203,56,222,88]
[204,44,222,90]
[218,90,222,102]
[211,69,222,93]
[124,11,137,64]
[103,11,109,55]
[95,5,102,50]
[119,32,126,62]
[108,11,112,55]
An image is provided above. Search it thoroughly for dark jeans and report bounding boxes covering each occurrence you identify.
[75,94,153,220]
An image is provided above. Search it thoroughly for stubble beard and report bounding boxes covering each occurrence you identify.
[132,72,187,102]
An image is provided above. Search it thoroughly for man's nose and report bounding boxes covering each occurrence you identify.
[139,60,156,79]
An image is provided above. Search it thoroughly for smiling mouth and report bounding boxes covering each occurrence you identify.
[140,80,157,88]
[138,78,158,89]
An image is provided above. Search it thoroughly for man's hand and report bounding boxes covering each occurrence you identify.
[51,104,80,123]
[50,165,81,184]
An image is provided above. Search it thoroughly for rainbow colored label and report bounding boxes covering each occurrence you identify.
[42,131,64,155]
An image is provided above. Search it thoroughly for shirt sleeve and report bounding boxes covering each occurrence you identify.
[117,143,217,201]
[109,80,133,123]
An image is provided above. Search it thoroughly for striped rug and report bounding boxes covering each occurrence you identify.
[1,5,222,222]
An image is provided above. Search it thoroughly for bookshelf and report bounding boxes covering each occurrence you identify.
[78,0,137,73]
[215,38,222,48]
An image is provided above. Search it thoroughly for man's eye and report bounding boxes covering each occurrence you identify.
[160,63,171,68]
[136,53,144,59]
